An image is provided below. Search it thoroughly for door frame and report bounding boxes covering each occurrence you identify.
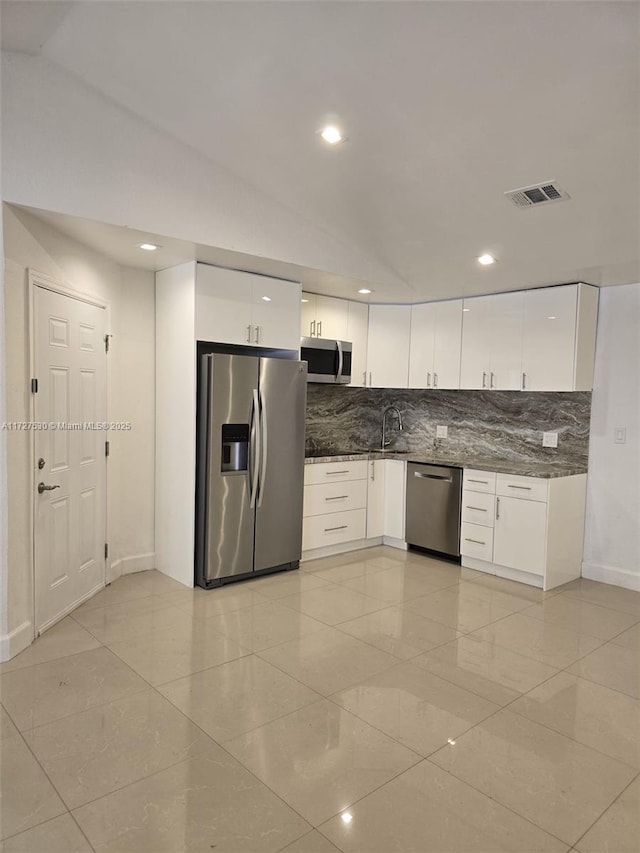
[28,269,110,636]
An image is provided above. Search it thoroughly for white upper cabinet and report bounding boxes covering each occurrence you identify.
[300,293,349,340]
[366,305,411,388]
[196,264,300,350]
[347,300,369,388]
[521,284,598,391]
[461,284,598,391]
[409,300,463,389]
[460,292,523,390]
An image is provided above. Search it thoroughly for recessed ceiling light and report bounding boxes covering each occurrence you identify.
[358,288,372,295]
[320,125,345,145]
[477,253,496,266]
[138,242,159,251]
[463,308,470,312]
[301,298,309,303]
[547,315,556,320]
[261,296,272,302]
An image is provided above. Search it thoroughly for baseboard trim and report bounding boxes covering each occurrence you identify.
[302,538,382,562]
[107,552,156,583]
[582,562,640,591]
[382,536,408,551]
[0,620,33,663]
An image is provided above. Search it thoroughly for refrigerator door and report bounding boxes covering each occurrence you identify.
[254,359,308,572]
[201,353,259,583]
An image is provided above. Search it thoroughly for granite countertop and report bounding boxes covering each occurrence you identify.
[304,450,587,478]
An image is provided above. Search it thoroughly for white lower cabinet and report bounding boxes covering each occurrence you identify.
[461,468,587,590]
[303,458,406,557]
[366,459,386,539]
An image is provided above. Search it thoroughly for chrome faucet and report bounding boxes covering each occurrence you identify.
[381,406,403,449]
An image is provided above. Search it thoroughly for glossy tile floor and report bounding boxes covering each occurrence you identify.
[1,546,640,852]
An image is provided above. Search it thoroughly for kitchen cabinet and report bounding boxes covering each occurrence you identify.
[383,459,407,542]
[196,263,301,350]
[303,460,367,553]
[300,292,349,340]
[366,305,411,388]
[521,284,599,391]
[348,300,369,388]
[460,291,524,390]
[461,468,587,590]
[366,459,385,538]
[409,299,463,389]
[460,283,598,392]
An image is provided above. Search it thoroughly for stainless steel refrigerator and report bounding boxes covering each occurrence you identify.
[196,353,307,588]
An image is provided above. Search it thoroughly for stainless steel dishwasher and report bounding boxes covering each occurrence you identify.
[405,463,462,558]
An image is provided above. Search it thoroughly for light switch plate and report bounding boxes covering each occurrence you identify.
[542,431,558,448]
[436,425,448,439]
[614,427,627,444]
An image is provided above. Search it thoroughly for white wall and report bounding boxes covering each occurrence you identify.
[583,283,640,589]
[1,205,156,658]
[0,200,9,654]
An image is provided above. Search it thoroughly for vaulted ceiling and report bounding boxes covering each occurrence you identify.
[2,1,639,302]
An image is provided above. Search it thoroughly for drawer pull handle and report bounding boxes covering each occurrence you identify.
[467,479,489,484]
[326,470,350,475]
[466,506,487,512]
[465,538,486,545]
[508,485,532,490]
[324,525,348,532]
[325,495,348,501]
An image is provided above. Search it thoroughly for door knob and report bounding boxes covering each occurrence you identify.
[38,482,60,494]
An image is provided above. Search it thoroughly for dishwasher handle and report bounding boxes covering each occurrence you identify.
[413,471,453,482]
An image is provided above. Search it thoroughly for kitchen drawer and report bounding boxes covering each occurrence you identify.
[496,473,549,502]
[461,522,494,561]
[461,490,495,527]
[303,480,367,518]
[463,469,496,494]
[304,460,368,486]
[302,509,367,551]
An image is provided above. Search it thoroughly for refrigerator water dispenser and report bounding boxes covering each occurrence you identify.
[221,423,249,473]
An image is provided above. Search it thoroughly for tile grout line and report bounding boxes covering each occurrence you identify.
[569,768,640,852]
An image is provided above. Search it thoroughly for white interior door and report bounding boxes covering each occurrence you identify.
[34,286,107,633]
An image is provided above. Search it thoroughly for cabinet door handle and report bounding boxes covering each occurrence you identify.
[371,461,375,482]
[465,538,486,546]
[246,325,252,343]
[324,525,348,532]
[310,320,316,337]
[363,371,367,385]
[482,372,487,389]
[325,495,348,501]
[522,372,526,390]
[426,372,431,388]
[434,372,438,388]
[317,320,322,337]
[369,372,372,386]
[254,326,260,344]
[490,372,495,389]
[496,497,500,519]
[466,506,487,512]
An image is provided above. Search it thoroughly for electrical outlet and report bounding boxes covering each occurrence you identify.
[436,425,448,439]
[614,427,627,444]
[542,431,558,448]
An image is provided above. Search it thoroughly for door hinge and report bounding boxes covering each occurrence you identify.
[104,334,112,353]
[31,378,39,394]
[104,543,109,560]
[105,440,110,458]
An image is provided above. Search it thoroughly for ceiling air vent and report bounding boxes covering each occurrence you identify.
[505,182,570,209]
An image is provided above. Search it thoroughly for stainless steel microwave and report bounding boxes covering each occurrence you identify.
[300,337,352,384]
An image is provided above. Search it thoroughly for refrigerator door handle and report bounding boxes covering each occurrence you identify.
[257,390,268,508]
[249,388,261,509]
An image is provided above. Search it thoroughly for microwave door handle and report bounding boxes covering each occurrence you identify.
[336,341,343,383]
[257,390,268,508]
[249,389,260,509]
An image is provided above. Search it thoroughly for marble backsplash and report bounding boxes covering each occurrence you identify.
[305,385,591,467]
